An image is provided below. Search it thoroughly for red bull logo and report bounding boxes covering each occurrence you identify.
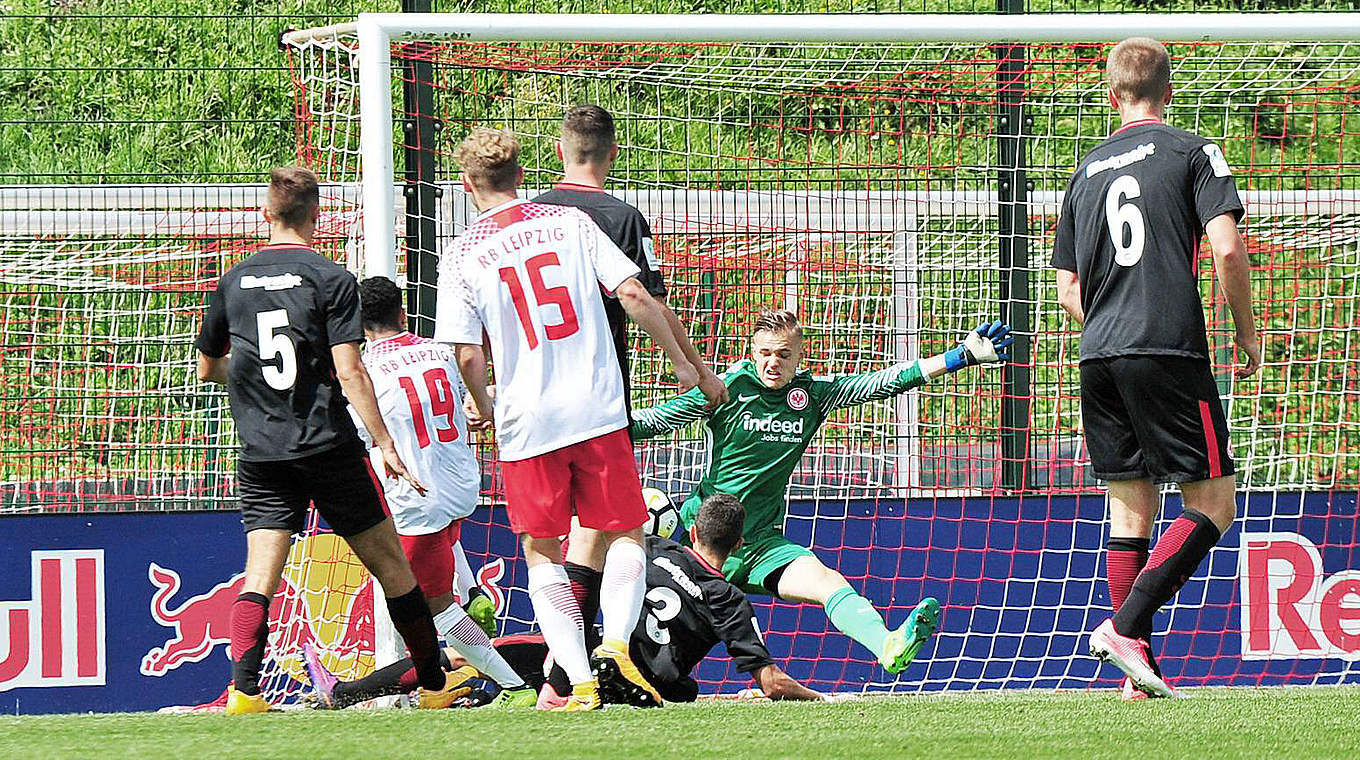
[476,558,509,617]
[142,533,377,688]
[1240,532,1360,660]
[0,550,105,691]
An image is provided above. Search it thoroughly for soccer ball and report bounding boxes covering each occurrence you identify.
[642,487,681,540]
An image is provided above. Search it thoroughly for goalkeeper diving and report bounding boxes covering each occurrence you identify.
[633,310,1013,674]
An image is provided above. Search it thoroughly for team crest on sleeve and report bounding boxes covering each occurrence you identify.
[786,387,809,411]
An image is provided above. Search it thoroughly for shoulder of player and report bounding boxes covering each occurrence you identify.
[220,249,347,292]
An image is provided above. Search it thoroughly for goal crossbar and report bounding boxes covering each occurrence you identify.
[281,12,1360,282]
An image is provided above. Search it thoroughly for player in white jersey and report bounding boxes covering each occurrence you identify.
[327,275,535,708]
[436,128,716,711]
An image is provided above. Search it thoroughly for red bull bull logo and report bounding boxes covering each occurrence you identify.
[476,558,509,617]
[1240,531,1360,660]
[0,550,105,691]
[142,533,377,689]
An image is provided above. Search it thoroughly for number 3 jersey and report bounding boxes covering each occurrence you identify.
[1050,120,1244,362]
[631,536,775,702]
[434,199,641,461]
[195,243,363,461]
[351,332,479,535]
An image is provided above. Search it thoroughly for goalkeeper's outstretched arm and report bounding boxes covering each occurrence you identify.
[753,664,824,701]
[631,384,717,440]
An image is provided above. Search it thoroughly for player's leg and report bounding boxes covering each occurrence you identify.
[771,549,938,674]
[571,429,660,706]
[226,457,307,713]
[562,525,606,650]
[451,538,497,637]
[310,446,444,692]
[403,523,532,702]
[1106,477,1162,696]
[502,449,600,711]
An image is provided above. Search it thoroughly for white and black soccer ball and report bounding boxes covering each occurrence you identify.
[642,487,681,540]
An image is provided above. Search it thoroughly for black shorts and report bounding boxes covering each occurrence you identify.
[1080,355,1234,484]
[237,442,388,537]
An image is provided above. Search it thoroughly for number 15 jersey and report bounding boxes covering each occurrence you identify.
[434,199,641,461]
[195,243,363,461]
[1051,120,1244,362]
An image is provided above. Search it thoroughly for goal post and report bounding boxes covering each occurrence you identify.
[277,14,1360,698]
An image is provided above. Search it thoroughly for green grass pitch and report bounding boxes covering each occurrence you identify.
[2,688,1356,759]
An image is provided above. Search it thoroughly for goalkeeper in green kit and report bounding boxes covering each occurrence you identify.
[633,310,1013,673]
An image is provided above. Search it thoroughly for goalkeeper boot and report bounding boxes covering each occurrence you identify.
[881,596,941,674]
[224,684,270,715]
[464,592,497,639]
[1089,619,1176,698]
[301,643,338,709]
[492,686,538,708]
[592,640,662,707]
[418,665,482,710]
[551,680,603,712]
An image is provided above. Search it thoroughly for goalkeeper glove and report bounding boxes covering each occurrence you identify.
[943,320,1014,373]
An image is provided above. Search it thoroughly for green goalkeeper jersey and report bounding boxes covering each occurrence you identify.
[632,359,927,543]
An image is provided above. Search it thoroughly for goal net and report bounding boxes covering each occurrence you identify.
[285,14,1359,697]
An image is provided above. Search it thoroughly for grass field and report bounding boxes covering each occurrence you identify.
[2,688,1357,759]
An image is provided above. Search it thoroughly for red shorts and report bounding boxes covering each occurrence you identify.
[500,428,647,539]
[398,521,462,599]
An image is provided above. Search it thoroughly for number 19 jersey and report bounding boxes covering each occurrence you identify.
[434,199,642,461]
[1050,120,1244,362]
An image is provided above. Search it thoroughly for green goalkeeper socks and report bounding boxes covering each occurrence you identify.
[824,587,891,658]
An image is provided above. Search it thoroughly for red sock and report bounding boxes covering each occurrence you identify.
[1106,536,1150,612]
[231,592,270,696]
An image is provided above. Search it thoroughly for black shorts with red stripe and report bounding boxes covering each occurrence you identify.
[1079,355,1234,484]
[237,441,388,536]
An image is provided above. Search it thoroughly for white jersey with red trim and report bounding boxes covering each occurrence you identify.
[434,199,641,461]
[350,332,479,535]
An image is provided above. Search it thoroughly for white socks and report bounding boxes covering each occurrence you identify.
[599,540,647,644]
[526,562,591,684]
[431,603,524,689]
[452,540,477,605]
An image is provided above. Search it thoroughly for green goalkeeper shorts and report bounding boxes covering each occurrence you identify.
[720,534,815,597]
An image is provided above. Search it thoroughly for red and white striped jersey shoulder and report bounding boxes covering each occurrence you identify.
[352,331,479,535]
[434,199,641,461]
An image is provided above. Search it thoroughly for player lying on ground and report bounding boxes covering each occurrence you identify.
[194,167,445,714]
[529,104,729,660]
[436,128,717,711]
[305,494,824,708]
[633,309,1013,674]
[349,275,535,706]
[1051,38,1260,699]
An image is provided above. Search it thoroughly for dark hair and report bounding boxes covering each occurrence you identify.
[267,166,320,229]
[1107,37,1171,107]
[751,309,803,340]
[560,104,616,165]
[359,276,404,333]
[693,493,746,556]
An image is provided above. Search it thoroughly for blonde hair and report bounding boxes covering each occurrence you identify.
[1107,37,1171,107]
[454,128,521,192]
[751,309,803,340]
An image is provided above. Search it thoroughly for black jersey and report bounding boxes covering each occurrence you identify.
[629,536,775,702]
[533,183,666,395]
[195,243,364,461]
[1051,120,1244,362]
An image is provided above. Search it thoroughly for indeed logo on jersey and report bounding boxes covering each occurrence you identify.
[1085,142,1156,178]
[240,273,303,291]
[739,411,805,443]
[476,224,567,269]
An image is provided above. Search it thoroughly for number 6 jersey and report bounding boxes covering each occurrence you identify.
[434,199,641,461]
[195,243,363,461]
[1050,120,1244,362]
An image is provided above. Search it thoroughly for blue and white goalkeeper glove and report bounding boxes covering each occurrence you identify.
[943,320,1014,372]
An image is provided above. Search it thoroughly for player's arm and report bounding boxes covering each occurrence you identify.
[616,277,701,395]
[454,343,494,425]
[194,283,230,384]
[752,663,824,701]
[334,342,424,494]
[1054,269,1084,324]
[1050,174,1084,324]
[631,383,718,440]
[658,299,728,407]
[1205,214,1260,377]
[817,322,1012,414]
